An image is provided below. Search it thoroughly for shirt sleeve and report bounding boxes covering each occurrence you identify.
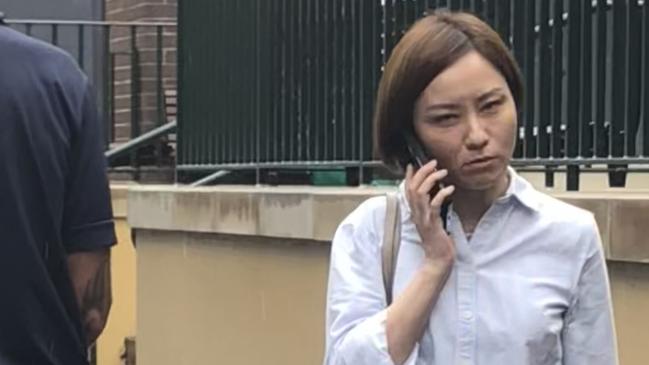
[323,200,419,365]
[61,82,116,253]
[562,215,619,365]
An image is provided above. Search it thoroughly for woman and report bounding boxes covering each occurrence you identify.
[323,10,617,365]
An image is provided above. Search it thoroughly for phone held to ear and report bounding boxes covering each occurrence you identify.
[403,131,445,197]
[403,131,451,231]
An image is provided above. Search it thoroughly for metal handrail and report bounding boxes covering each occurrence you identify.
[105,121,177,162]
[190,171,231,187]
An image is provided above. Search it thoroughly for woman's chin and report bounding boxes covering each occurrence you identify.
[455,165,508,192]
[457,178,499,192]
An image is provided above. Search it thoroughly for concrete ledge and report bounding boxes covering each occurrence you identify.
[128,185,649,263]
[128,185,391,242]
[111,184,131,219]
[553,192,649,263]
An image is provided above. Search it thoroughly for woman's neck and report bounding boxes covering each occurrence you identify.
[452,171,510,230]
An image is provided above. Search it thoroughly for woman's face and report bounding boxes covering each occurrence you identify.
[412,50,517,191]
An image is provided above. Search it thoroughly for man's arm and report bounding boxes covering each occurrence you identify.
[67,248,112,345]
[60,77,116,345]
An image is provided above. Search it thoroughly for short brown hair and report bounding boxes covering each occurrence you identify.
[373,10,524,172]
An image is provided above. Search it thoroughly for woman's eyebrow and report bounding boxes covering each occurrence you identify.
[477,87,506,103]
[423,102,461,112]
[424,87,506,112]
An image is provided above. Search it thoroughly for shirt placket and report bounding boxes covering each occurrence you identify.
[455,263,476,365]
[449,210,477,365]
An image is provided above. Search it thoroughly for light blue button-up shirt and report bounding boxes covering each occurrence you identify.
[323,168,618,365]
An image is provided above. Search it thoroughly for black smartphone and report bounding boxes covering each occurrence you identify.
[403,131,445,197]
[403,131,451,231]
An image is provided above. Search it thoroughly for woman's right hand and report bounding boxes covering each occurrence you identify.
[404,161,456,270]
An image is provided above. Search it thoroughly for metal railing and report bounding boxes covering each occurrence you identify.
[178,0,648,190]
[7,19,178,179]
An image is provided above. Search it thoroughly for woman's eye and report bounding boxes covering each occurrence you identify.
[482,98,504,113]
[432,114,457,124]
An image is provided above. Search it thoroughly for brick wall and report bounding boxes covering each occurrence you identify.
[105,0,177,144]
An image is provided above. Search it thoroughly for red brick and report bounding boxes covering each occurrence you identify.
[163,49,176,64]
[114,79,160,95]
[129,4,177,22]
[109,33,176,53]
[114,123,132,141]
[138,64,176,79]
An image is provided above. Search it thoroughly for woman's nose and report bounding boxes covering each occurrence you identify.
[465,114,489,150]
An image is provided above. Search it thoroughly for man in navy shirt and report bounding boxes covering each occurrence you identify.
[0,19,116,365]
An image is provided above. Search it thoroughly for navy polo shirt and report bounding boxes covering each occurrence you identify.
[0,25,116,364]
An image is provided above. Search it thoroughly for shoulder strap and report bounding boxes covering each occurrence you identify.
[382,193,402,306]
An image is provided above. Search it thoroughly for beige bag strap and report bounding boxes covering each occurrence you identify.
[382,193,402,306]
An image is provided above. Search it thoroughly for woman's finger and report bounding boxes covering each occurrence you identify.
[417,169,448,196]
[404,164,413,202]
[409,159,438,190]
[430,185,455,209]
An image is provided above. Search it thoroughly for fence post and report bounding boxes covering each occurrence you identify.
[130,25,141,180]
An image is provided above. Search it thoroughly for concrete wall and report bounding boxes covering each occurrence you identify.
[128,184,649,365]
[519,170,649,193]
[609,261,649,365]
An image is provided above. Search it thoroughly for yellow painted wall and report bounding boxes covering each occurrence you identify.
[136,231,329,365]
[135,230,649,365]
[96,186,137,365]
[608,261,649,365]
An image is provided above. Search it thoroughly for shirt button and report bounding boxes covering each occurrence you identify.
[462,310,474,321]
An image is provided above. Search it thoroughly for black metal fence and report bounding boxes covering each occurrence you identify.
[178,0,649,189]
[177,0,382,184]
[6,19,178,176]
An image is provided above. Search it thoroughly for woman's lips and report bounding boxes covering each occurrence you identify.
[464,156,496,170]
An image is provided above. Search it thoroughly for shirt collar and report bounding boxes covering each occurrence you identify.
[397,166,541,215]
[501,166,541,212]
